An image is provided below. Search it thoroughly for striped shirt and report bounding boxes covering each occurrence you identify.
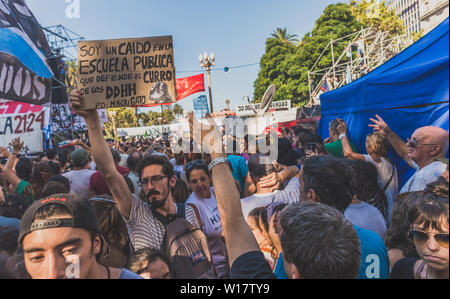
[124,194,200,251]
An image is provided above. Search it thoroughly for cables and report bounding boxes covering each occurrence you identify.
[176,62,259,74]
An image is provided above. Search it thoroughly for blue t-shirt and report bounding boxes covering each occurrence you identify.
[273,253,288,279]
[119,268,143,279]
[227,155,248,191]
[354,225,390,279]
[0,216,20,230]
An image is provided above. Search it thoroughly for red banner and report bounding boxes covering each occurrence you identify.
[176,74,205,101]
[140,74,205,108]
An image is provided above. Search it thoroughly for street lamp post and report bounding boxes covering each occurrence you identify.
[225,97,231,111]
[199,52,215,114]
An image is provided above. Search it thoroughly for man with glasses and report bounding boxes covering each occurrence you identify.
[68,90,199,253]
[369,115,449,194]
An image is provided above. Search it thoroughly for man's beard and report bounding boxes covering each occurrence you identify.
[144,186,169,209]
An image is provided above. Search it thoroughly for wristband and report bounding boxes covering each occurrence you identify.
[208,156,228,172]
[339,134,346,140]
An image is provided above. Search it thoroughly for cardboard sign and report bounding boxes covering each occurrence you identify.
[77,36,177,109]
[0,100,50,153]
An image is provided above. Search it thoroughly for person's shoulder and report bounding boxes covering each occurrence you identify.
[325,140,339,147]
[118,268,143,279]
[0,216,20,230]
[185,192,198,205]
[429,161,447,173]
[230,251,277,280]
[117,165,130,175]
[354,225,386,249]
[390,257,420,279]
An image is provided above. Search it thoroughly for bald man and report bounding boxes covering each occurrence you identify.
[370,115,449,194]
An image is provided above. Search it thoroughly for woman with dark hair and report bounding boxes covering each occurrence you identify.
[391,193,449,279]
[184,160,229,279]
[4,138,52,204]
[384,191,424,269]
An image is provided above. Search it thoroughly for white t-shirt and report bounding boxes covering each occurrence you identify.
[364,155,398,220]
[186,188,228,277]
[241,177,300,221]
[400,161,446,194]
[63,169,96,198]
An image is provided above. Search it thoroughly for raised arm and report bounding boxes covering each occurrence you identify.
[369,115,413,167]
[211,154,260,266]
[75,139,92,154]
[189,113,260,266]
[69,90,133,218]
[337,121,365,161]
[3,138,24,189]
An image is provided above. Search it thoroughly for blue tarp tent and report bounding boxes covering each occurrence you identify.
[319,18,449,188]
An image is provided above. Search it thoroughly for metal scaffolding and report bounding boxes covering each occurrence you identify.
[308,27,413,105]
[43,25,85,142]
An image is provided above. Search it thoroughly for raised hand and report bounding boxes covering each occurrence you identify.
[258,172,280,193]
[369,114,392,136]
[189,112,222,155]
[336,120,348,135]
[10,137,24,154]
[69,89,97,119]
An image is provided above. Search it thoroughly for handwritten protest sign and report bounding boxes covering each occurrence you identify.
[77,36,177,109]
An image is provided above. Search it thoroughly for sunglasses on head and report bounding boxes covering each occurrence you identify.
[185,160,206,171]
[408,230,449,248]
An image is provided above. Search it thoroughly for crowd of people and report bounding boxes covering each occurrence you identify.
[0,89,448,279]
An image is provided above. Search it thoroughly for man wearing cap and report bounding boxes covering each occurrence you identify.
[69,90,200,253]
[62,149,95,198]
[19,193,141,279]
[370,115,449,194]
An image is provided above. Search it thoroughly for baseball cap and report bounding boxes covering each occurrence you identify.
[71,149,89,166]
[435,158,449,165]
[19,193,99,244]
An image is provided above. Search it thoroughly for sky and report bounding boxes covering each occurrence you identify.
[27,0,340,114]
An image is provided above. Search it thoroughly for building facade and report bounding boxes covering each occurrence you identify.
[419,0,449,34]
[388,0,449,35]
[389,0,422,35]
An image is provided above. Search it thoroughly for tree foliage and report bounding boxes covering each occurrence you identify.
[253,1,406,106]
[350,0,405,36]
[270,27,299,43]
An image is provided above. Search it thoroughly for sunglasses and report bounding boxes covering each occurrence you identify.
[408,230,449,248]
[185,160,206,171]
[406,138,436,149]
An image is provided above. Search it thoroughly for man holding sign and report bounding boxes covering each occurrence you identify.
[77,36,177,109]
